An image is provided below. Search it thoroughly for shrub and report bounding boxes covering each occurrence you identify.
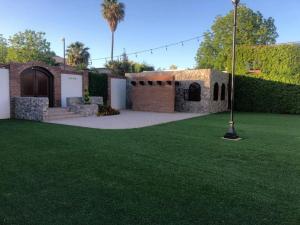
[88,72,108,104]
[235,74,300,114]
[97,105,120,116]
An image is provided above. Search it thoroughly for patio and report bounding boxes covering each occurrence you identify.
[46,110,207,129]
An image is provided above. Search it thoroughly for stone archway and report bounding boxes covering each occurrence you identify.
[20,66,54,107]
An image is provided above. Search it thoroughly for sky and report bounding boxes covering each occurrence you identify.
[0,0,299,69]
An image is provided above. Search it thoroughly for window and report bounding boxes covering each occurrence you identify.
[213,83,219,101]
[188,82,201,101]
[221,83,226,100]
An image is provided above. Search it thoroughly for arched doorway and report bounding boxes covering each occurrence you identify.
[21,67,54,107]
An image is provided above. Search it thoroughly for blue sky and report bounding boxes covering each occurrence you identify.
[0,0,299,69]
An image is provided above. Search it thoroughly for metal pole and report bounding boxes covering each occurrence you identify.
[224,0,240,140]
[62,37,66,70]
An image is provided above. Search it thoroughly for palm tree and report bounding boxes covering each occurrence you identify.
[66,42,90,68]
[101,0,125,61]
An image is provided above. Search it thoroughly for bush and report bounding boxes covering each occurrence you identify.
[97,105,120,116]
[88,72,108,104]
[226,44,300,76]
[235,74,300,114]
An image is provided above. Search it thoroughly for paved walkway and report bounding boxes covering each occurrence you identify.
[46,110,208,129]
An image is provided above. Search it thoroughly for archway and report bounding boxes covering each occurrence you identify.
[21,67,54,107]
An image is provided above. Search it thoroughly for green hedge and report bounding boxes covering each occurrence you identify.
[235,75,300,114]
[88,72,108,104]
[226,44,300,76]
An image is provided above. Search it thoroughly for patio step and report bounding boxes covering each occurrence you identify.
[45,108,83,121]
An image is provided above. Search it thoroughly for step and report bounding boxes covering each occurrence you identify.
[48,107,70,113]
[45,113,83,121]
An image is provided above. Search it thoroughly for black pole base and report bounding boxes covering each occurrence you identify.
[223,121,241,141]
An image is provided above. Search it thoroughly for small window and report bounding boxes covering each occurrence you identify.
[131,81,137,86]
[148,81,153,85]
[188,82,201,101]
[157,81,163,86]
[221,83,226,100]
[166,81,172,85]
[213,83,219,101]
[139,81,145,86]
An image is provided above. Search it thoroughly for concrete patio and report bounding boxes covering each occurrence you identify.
[46,110,208,129]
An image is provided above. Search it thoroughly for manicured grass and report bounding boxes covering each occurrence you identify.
[0,113,299,225]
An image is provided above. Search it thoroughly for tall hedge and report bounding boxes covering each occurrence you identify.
[226,44,300,77]
[88,72,108,104]
[235,75,300,114]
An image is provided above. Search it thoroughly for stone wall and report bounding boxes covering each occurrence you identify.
[209,70,229,113]
[175,80,210,113]
[14,97,49,121]
[67,96,103,116]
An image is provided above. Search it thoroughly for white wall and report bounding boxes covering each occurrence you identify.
[111,78,126,110]
[0,68,10,119]
[61,74,83,107]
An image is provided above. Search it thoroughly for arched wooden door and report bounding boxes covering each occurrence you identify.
[21,67,54,107]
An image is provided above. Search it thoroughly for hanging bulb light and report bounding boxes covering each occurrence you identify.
[181,42,184,46]
[135,53,138,58]
[150,49,153,54]
[165,46,168,51]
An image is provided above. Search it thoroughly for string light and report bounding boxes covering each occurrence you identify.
[91,35,204,62]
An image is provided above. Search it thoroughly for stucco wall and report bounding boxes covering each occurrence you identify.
[0,68,10,119]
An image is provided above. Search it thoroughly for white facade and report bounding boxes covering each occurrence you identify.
[0,68,10,119]
[61,74,83,107]
[111,78,126,110]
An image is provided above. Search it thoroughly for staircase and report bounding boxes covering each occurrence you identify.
[45,108,83,121]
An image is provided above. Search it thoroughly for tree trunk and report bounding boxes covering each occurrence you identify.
[111,31,114,61]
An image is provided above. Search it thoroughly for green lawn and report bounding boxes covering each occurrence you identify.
[0,113,299,225]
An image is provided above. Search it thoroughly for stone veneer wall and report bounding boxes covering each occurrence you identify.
[14,97,49,121]
[66,97,103,116]
[209,70,229,113]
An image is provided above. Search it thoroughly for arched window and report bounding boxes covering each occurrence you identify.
[213,83,219,101]
[188,82,201,101]
[221,83,226,100]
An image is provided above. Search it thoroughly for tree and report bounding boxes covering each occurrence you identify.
[101,0,125,61]
[169,65,178,70]
[0,35,8,63]
[6,30,56,65]
[66,42,90,69]
[196,5,278,71]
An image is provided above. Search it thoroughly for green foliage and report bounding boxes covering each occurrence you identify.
[84,89,91,104]
[88,71,108,104]
[196,5,278,70]
[235,74,300,114]
[97,105,120,116]
[0,35,8,63]
[228,44,300,76]
[6,30,56,65]
[66,42,90,69]
[101,0,125,32]
[105,58,154,76]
